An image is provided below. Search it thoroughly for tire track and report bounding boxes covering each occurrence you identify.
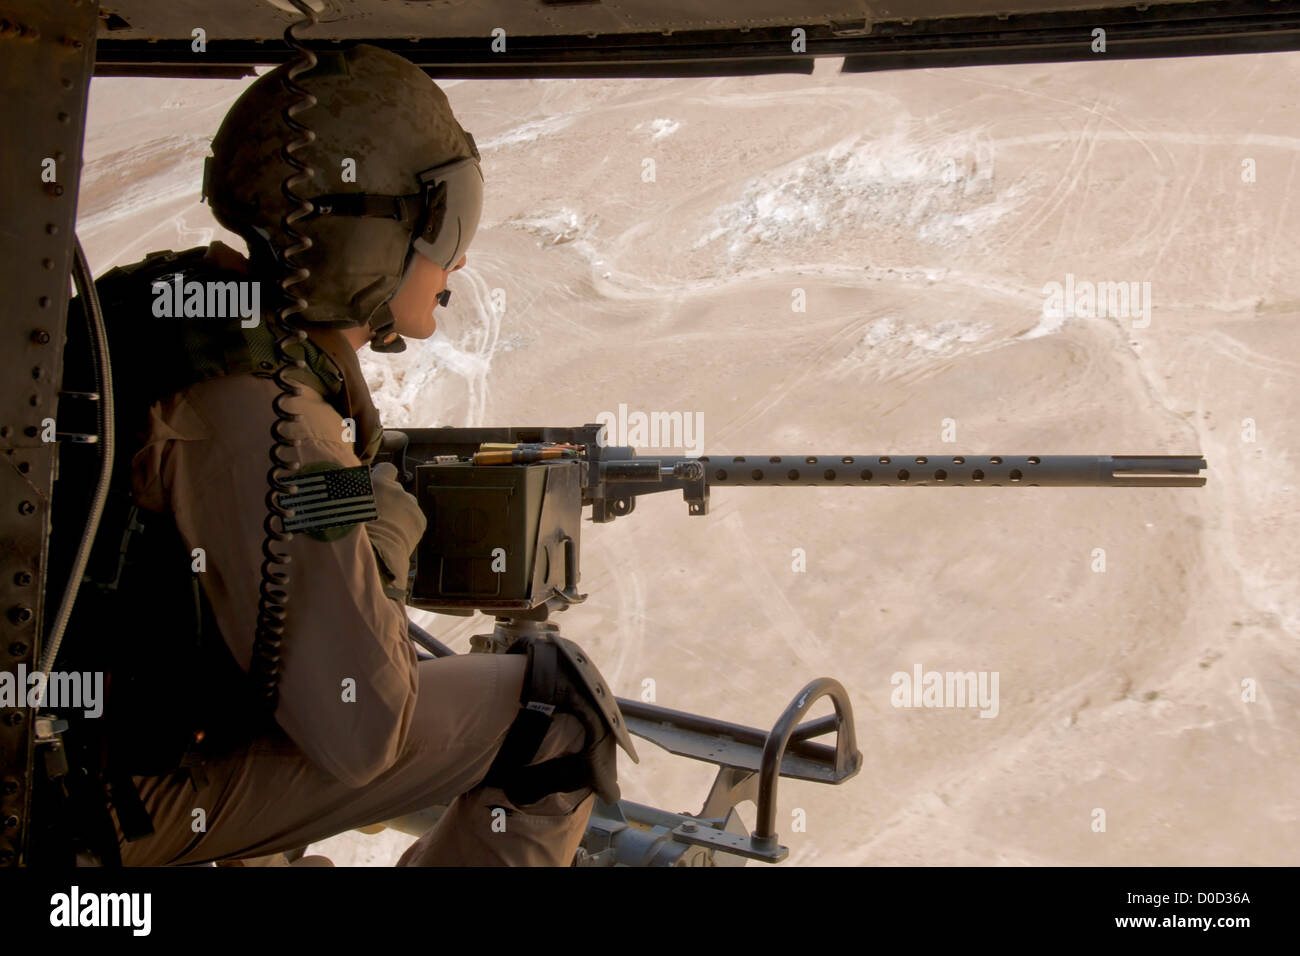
[708,311,881,447]
[711,509,835,673]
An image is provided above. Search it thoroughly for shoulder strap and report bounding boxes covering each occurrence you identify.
[79,245,383,461]
[80,246,342,406]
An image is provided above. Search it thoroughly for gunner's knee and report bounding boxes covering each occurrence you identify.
[479,634,635,808]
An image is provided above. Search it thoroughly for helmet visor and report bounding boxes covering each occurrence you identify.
[411,156,483,271]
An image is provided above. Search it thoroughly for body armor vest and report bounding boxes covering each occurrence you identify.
[43,245,383,850]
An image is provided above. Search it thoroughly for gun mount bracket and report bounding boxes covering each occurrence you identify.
[670,818,787,863]
[614,678,860,863]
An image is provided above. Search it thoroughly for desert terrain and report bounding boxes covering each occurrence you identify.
[76,51,1300,865]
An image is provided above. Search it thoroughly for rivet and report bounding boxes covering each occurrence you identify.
[1,780,18,796]
[3,711,24,726]
[7,642,27,657]
[45,223,58,235]
[31,329,50,344]
[7,607,31,626]
[13,572,32,587]
[31,367,43,380]
[41,258,54,270]
[17,501,35,516]
[38,297,50,309]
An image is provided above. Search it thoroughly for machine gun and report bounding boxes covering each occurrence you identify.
[374,423,1206,866]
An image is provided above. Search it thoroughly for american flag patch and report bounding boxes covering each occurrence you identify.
[281,464,378,533]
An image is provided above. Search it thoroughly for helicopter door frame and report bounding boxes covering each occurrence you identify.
[0,0,98,868]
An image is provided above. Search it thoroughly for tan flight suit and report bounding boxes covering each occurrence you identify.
[113,263,594,865]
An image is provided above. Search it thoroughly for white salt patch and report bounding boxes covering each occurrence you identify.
[478,114,575,150]
[836,315,992,377]
[1017,308,1072,340]
[649,118,680,140]
[502,207,594,249]
[695,130,1022,258]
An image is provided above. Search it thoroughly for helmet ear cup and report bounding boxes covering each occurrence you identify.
[411,156,483,270]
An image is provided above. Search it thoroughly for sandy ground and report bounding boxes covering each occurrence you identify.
[76,52,1299,866]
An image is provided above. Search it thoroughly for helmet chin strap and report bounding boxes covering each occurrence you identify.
[366,251,453,353]
[366,248,417,353]
[366,301,407,353]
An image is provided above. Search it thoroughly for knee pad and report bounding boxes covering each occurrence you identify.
[481,634,638,807]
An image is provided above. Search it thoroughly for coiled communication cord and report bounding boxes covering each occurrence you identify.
[248,0,319,712]
[35,236,113,691]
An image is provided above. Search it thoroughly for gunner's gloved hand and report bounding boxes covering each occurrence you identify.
[365,462,426,601]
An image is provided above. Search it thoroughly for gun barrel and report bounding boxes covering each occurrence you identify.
[668,454,1206,487]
